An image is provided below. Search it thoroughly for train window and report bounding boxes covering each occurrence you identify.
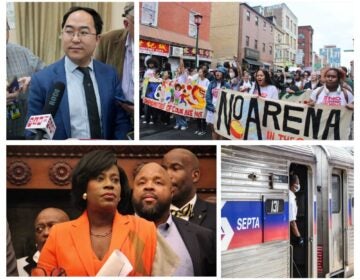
[265,199,284,214]
[331,175,341,213]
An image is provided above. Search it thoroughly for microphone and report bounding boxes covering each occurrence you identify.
[26,82,65,140]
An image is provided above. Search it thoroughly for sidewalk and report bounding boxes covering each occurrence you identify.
[140,117,212,140]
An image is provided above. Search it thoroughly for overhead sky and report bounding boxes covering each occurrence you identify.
[245,0,355,67]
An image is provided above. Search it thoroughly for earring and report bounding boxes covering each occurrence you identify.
[82,193,87,200]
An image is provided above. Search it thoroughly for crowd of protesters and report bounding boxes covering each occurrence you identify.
[141,56,354,140]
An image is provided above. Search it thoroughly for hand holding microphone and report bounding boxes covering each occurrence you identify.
[25,82,65,140]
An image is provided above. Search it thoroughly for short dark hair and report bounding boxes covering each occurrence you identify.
[71,150,133,214]
[62,6,103,35]
[289,174,299,186]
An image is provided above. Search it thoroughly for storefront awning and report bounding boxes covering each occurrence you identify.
[243,58,263,66]
[140,25,212,51]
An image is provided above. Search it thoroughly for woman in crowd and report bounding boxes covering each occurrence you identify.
[228,66,241,91]
[34,150,163,276]
[239,71,253,93]
[195,68,210,136]
[294,71,304,90]
[173,57,188,130]
[205,66,230,140]
[303,71,322,90]
[249,69,279,100]
[309,67,353,109]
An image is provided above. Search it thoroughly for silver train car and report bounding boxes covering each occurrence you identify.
[221,145,354,278]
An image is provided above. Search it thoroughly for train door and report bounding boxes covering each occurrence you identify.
[330,169,344,275]
[289,163,309,278]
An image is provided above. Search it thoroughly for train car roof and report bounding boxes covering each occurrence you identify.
[318,146,354,169]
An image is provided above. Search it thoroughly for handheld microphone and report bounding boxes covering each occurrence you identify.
[25,82,65,140]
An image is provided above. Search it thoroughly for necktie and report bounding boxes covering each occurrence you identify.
[171,204,193,219]
[77,67,102,139]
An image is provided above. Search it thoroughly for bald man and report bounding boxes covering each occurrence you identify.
[132,162,216,276]
[17,208,69,276]
[162,148,216,232]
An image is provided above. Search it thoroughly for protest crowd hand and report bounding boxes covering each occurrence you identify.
[346,103,354,110]
[6,88,20,105]
[18,76,31,93]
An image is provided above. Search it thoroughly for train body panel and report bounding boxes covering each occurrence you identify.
[221,145,353,278]
[314,146,354,277]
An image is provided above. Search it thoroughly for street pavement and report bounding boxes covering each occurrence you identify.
[140,117,212,140]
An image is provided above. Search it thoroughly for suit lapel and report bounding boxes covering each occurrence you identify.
[108,212,130,253]
[93,61,110,138]
[173,217,200,276]
[190,199,207,225]
[70,212,96,276]
[54,58,71,138]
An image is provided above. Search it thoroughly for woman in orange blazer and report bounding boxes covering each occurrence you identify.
[33,150,157,276]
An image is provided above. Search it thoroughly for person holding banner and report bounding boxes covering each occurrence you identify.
[194,68,210,136]
[249,69,279,100]
[174,57,188,130]
[205,66,230,140]
[308,68,353,109]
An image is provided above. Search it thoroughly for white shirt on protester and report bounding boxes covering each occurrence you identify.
[310,85,354,106]
[289,190,297,222]
[196,77,210,89]
[249,84,279,100]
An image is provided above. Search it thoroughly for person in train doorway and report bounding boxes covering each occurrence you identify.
[289,174,304,247]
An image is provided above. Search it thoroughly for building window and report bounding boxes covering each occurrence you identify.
[298,33,305,39]
[141,2,158,27]
[269,45,273,55]
[270,25,273,32]
[246,10,250,21]
[188,12,198,38]
[262,43,265,52]
[255,39,258,49]
[255,16,258,26]
[246,36,250,47]
[263,21,266,30]
[286,16,289,29]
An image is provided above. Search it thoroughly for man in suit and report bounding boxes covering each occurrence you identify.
[96,2,134,104]
[162,148,216,232]
[26,6,131,140]
[17,208,69,276]
[132,162,216,276]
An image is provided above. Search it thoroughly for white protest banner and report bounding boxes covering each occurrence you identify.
[214,90,352,140]
[279,89,312,104]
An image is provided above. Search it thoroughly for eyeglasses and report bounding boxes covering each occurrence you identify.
[62,30,97,39]
[31,266,66,276]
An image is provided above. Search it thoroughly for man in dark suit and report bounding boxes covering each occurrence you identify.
[26,6,131,140]
[162,148,216,232]
[132,162,216,276]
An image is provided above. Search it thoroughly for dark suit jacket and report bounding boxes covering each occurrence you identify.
[26,57,131,140]
[173,216,216,276]
[190,198,216,232]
